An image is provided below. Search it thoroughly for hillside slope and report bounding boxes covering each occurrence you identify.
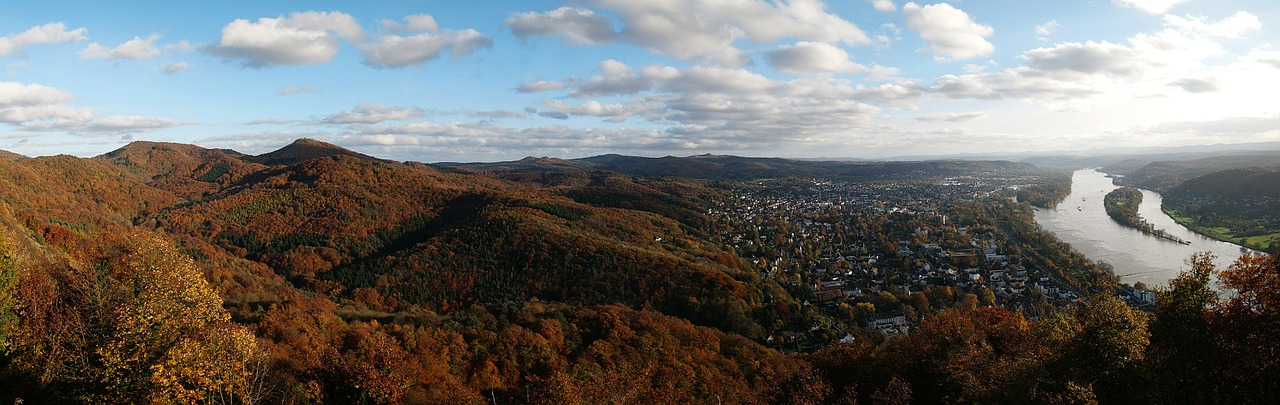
[243,138,384,166]
[1113,153,1280,191]
[1163,167,1280,250]
[446,153,1043,182]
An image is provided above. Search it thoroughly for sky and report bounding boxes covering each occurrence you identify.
[0,0,1278,162]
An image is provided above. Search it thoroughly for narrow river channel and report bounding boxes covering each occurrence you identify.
[1032,169,1253,287]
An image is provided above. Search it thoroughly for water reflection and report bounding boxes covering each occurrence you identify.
[1032,169,1252,286]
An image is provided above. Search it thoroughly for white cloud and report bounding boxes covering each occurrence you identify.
[353,123,636,151]
[349,121,743,159]
[0,81,89,125]
[853,82,924,105]
[161,62,190,74]
[0,81,74,108]
[510,0,869,63]
[1129,26,1224,65]
[698,0,871,45]
[0,105,92,124]
[1168,77,1218,93]
[463,109,529,120]
[380,14,439,34]
[166,40,199,52]
[517,80,566,93]
[866,64,910,83]
[360,28,492,67]
[1024,41,1144,77]
[915,112,985,122]
[529,60,887,147]
[76,116,184,134]
[79,34,162,60]
[321,102,426,124]
[0,81,186,135]
[765,41,865,74]
[873,23,901,47]
[1035,20,1059,41]
[869,0,897,12]
[570,59,654,97]
[542,99,636,119]
[928,69,1097,101]
[506,7,617,45]
[284,11,365,42]
[914,7,1280,148]
[1244,49,1280,69]
[275,86,313,96]
[0,22,87,56]
[1164,11,1261,39]
[209,11,490,69]
[902,2,995,60]
[209,11,362,67]
[1113,0,1191,14]
[1137,115,1280,138]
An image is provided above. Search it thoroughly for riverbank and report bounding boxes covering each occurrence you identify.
[1104,187,1190,245]
[1163,206,1279,251]
[1033,169,1249,287]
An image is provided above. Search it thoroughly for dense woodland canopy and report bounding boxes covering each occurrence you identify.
[0,139,1275,403]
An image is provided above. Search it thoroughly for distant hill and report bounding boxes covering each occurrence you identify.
[1168,167,1280,198]
[242,138,383,166]
[1163,167,1280,246]
[0,138,823,402]
[1112,153,1280,191]
[0,150,25,161]
[444,153,1043,182]
[100,141,266,199]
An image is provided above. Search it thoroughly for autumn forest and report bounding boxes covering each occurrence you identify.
[0,139,1276,404]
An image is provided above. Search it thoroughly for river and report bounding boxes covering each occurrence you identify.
[1032,169,1253,287]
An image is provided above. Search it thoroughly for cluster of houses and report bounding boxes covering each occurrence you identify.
[712,176,1137,340]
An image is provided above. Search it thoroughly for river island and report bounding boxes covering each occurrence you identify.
[1103,187,1190,245]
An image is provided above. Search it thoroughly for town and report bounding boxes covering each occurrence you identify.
[708,174,1150,346]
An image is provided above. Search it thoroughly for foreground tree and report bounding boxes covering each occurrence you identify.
[1214,252,1280,402]
[1147,253,1218,403]
[5,231,264,403]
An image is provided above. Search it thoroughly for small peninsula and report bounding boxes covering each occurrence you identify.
[1104,187,1190,245]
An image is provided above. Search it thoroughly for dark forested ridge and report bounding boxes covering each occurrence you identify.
[1109,152,1280,191]
[0,139,1276,403]
[1163,167,1280,251]
[242,138,386,166]
[442,153,1044,182]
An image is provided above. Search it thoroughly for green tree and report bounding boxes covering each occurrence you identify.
[0,237,18,350]
[1057,295,1150,403]
[1148,252,1218,403]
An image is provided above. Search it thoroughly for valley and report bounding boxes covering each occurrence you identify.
[0,139,1274,403]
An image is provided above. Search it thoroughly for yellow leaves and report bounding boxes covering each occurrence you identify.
[92,230,256,402]
[150,323,261,404]
[0,233,20,349]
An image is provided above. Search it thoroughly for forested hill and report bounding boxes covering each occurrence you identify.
[0,139,1276,403]
[1162,167,1280,250]
[1108,152,1280,191]
[0,139,819,402]
[243,138,386,166]
[442,153,1042,181]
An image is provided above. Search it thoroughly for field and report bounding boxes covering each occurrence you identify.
[1164,207,1280,250]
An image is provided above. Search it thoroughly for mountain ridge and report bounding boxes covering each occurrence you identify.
[242,137,385,166]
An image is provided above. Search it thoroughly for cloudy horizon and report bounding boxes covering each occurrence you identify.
[0,0,1277,162]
